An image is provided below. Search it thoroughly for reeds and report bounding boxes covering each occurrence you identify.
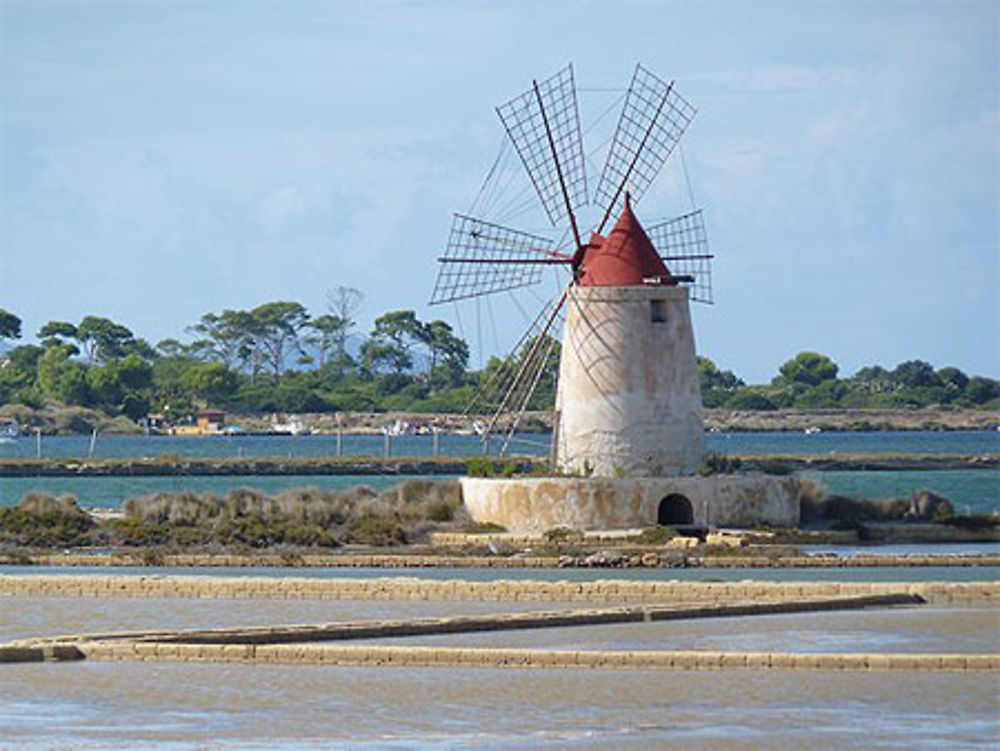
[118,479,465,547]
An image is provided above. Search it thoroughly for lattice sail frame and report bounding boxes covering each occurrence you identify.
[495,64,588,226]
[430,214,562,305]
[463,289,568,453]
[647,209,713,304]
[594,64,696,230]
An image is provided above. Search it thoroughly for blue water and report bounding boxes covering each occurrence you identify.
[1,468,997,513]
[805,469,999,514]
[0,474,425,508]
[1,431,997,511]
[1,429,996,461]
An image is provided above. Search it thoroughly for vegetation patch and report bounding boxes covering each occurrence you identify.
[0,480,468,551]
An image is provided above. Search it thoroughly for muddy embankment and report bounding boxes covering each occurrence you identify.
[207,407,1000,434]
[1,405,997,436]
[0,453,995,478]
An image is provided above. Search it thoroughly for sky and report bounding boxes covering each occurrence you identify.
[1,0,998,383]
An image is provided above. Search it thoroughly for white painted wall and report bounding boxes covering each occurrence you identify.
[554,285,704,477]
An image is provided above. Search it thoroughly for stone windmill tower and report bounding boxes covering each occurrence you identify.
[555,191,704,479]
[428,65,796,533]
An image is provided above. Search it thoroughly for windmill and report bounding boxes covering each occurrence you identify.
[430,63,713,477]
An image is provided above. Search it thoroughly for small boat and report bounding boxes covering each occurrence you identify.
[270,418,311,436]
[381,419,412,436]
[0,418,19,442]
[804,426,821,435]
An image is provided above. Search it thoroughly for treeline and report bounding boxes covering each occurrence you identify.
[0,289,489,419]
[699,352,1000,411]
[0,300,997,422]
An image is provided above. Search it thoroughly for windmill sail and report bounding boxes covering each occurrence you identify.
[465,289,568,455]
[647,209,713,304]
[429,214,565,305]
[594,64,696,233]
[496,64,588,228]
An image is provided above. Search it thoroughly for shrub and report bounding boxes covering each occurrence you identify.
[426,499,455,522]
[0,493,95,547]
[467,457,494,478]
[637,526,677,544]
[697,454,742,476]
[543,527,582,543]
[938,514,998,531]
[347,515,406,546]
[462,521,507,533]
[106,517,169,546]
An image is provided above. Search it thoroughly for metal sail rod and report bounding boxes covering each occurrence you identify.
[462,295,557,418]
[596,79,675,236]
[499,331,559,457]
[533,80,584,252]
[482,288,568,438]
[437,257,571,265]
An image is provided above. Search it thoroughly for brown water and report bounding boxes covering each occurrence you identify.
[2,598,999,748]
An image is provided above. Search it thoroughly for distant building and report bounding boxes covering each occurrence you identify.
[170,410,227,436]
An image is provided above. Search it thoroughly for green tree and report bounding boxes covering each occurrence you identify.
[38,345,92,405]
[851,365,893,394]
[304,314,349,369]
[777,351,839,386]
[697,356,744,391]
[964,376,1000,405]
[726,390,777,410]
[890,360,941,388]
[0,344,40,405]
[37,320,79,351]
[250,301,310,377]
[156,338,194,358]
[38,317,139,364]
[937,367,969,392]
[179,362,238,404]
[361,310,423,376]
[189,311,248,367]
[76,316,138,363]
[422,320,470,388]
[0,309,22,341]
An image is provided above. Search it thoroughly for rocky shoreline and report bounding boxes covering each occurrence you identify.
[1,405,997,436]
[182,406,1000,434]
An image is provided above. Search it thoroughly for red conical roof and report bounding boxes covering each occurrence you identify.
[578,195,673,287]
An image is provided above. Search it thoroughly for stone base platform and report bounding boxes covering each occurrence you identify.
[461,474,801,535]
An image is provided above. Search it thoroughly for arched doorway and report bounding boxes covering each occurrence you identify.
[657,493,693,525]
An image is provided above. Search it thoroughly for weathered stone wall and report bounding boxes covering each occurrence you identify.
[555,285,704,477]
[5,549,999,569]
[2,574,996,606]
[7,641,997,672]
[461,475,800,534]
[74,643,1000,671]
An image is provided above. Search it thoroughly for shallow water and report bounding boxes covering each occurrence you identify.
[2,467,998,512]
[355,606,1000,656]
[2,430,997,513]
[1,429,996,461]
[0,596,565,644]
[3,654,998,749]
[6,596,995,656]
[4,562,999,582]
[3,591,999,748]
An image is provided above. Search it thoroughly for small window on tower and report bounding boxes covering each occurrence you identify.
[650,300,667,323]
